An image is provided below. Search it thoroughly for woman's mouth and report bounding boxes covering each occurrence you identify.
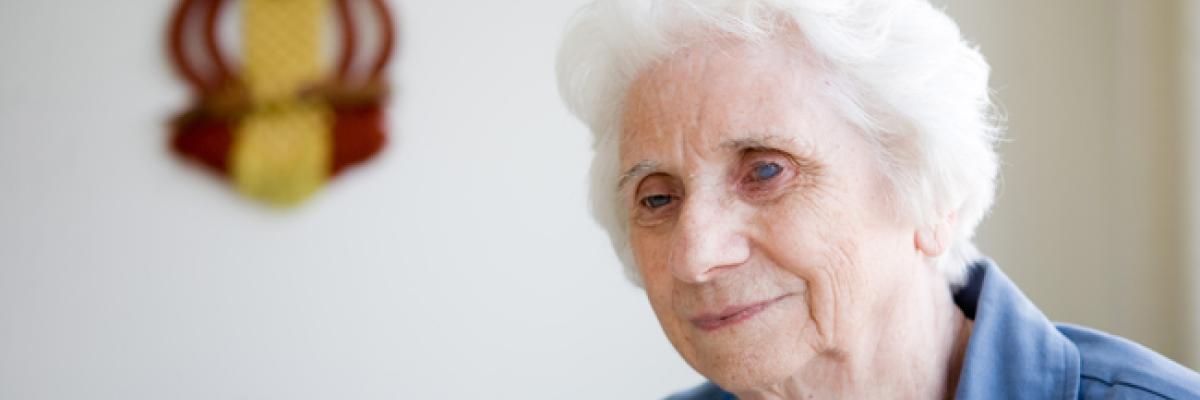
[690,293,793,332]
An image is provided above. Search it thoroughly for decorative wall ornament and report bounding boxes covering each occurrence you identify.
[168,0,396,206]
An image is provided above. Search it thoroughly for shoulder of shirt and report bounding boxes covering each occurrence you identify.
[1056,323,1200,399]
[666,382,736,400]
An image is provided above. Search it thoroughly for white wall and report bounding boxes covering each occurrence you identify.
[1184,0,1200,368]
[936,0,1195,367]
[0,1,703,398]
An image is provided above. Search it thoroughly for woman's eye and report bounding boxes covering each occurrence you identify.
[632,174,680,225]
[750,162,783,182]
[640,194,674,209]
[738,154,797,201]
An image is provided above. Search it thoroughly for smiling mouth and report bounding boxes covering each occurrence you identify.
[690,294,793,332]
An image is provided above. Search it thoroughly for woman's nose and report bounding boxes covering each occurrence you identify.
[667,194,750,284]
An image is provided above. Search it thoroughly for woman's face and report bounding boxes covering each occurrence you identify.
[619,41,931,392]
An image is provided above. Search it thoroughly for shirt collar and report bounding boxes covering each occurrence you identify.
[953,259,1080,399]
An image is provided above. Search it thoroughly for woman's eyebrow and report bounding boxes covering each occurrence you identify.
[617,135,811,191]
[722,135,824,179]
[617,160,660,191]
[719,134,798,152]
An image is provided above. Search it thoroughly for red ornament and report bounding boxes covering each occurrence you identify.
[167,0,397,199]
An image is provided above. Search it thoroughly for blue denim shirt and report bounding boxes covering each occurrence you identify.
[668,259,1200,399]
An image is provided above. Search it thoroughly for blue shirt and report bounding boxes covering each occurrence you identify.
[668,259,1200,399]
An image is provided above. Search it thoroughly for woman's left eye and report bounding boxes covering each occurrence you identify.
[750,162,783,182]
[738,154,795,201]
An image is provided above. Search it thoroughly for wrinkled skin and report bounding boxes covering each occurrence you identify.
[619,39,971,399]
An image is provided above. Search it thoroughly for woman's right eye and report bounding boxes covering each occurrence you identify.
[640,194,675,209]
[632,175,681,225]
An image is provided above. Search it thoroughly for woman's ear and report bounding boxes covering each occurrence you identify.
[915,211,956,258]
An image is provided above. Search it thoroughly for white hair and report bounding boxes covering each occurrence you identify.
[556,0,1001,286]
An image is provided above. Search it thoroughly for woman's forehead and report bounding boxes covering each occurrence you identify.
[617,43,843,167]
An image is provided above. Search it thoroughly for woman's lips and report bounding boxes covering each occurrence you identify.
[690,294,792,332]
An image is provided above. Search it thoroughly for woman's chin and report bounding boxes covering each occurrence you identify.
[682,308,812,392]
[696,346,804,393]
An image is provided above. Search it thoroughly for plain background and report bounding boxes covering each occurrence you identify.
[0,0,1196,398]
[937,0,1200,371]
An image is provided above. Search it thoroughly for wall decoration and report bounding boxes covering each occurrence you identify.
[167,0,396,206]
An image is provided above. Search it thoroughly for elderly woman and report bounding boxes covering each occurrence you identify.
[556,0,1200,398]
